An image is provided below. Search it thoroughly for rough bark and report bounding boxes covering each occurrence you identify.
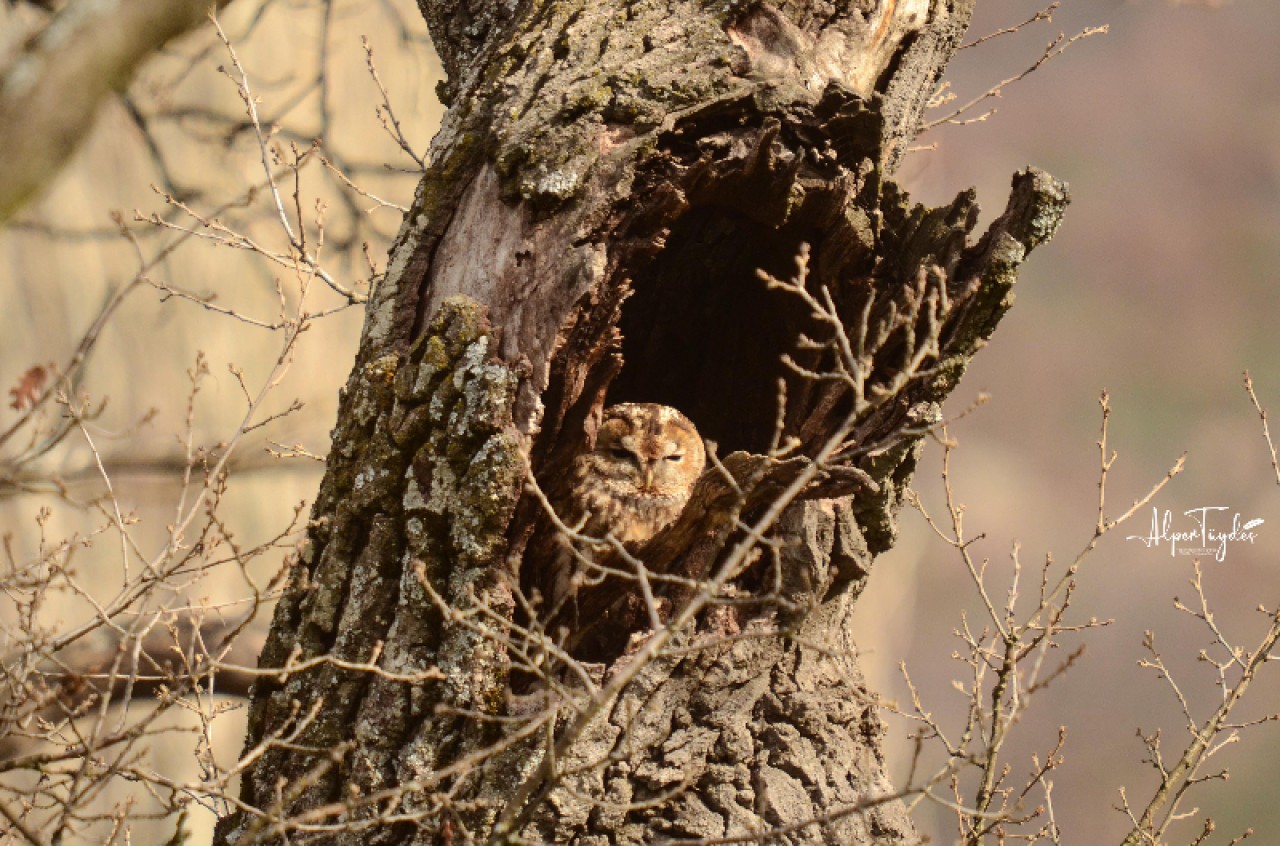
[215,1,1068,844]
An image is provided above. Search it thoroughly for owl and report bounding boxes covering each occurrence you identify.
[547,403,706,609]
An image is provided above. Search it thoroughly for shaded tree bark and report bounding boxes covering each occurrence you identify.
[215,1,1068,843]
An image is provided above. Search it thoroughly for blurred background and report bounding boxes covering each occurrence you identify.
[0,1,441,841]
[2,0,1278,843]
[859,0,1280,842]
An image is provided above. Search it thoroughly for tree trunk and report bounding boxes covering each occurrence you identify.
[214,1,1068,843]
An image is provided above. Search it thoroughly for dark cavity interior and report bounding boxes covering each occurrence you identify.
[609,208,818,456]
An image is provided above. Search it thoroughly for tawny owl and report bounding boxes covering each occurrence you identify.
[548,403,706,607]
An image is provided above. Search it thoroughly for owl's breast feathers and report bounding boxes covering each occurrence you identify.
[574,477,690,544]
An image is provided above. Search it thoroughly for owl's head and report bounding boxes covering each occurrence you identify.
[590,403,706,502]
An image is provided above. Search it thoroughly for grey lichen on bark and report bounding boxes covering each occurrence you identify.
[219,297,526,844]
[216,1,1071,844]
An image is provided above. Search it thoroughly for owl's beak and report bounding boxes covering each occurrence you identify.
[642,463,655,490]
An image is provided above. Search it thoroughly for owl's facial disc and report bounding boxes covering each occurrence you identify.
[592,403,705,501]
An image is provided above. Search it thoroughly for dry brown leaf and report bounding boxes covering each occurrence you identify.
[8,364,50,411]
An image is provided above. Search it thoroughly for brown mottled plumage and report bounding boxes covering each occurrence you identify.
[549,403,705,606]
